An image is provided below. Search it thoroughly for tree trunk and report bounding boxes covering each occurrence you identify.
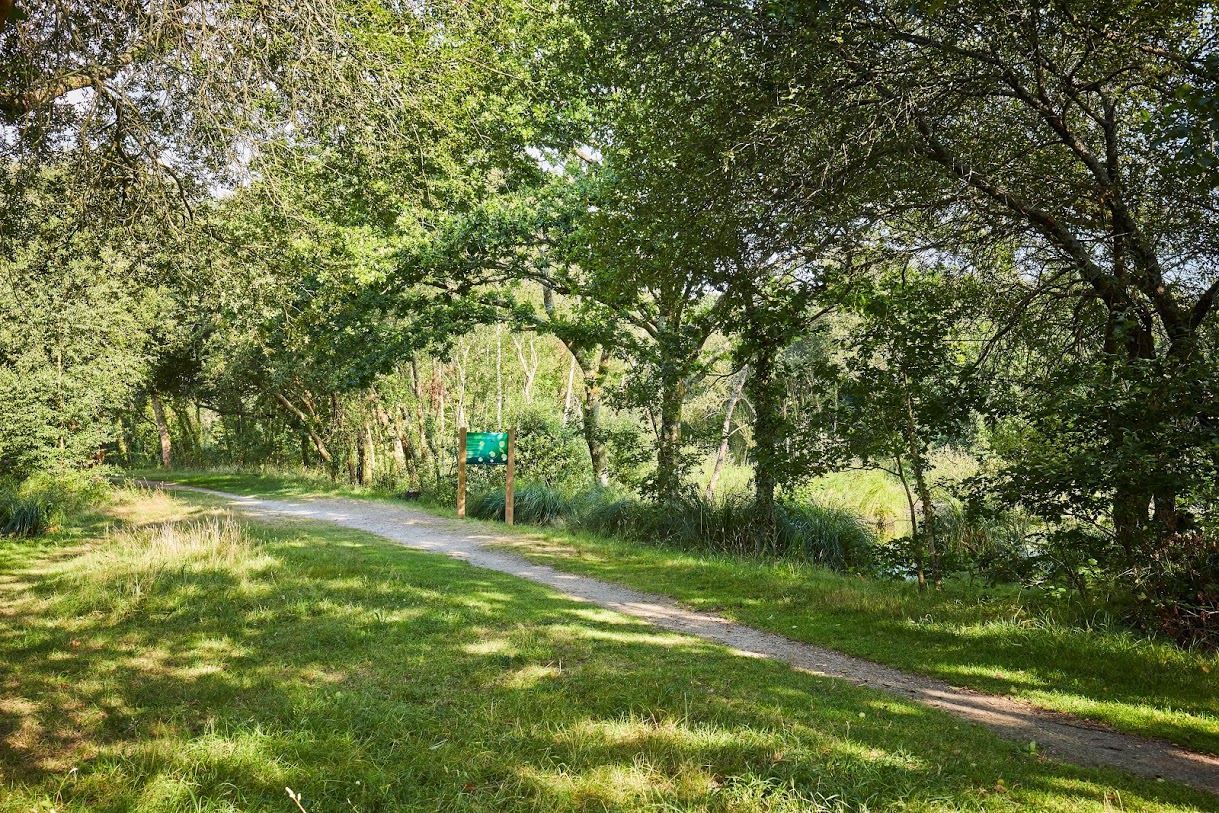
[894,448,925,590]
[396,406,422,490]
[496,323,504,425]
[1113,485,1151,558]
[274,392,332,463]
[175,402,197,462]
[1153,487,1178,532]
[655,373,685,502]
[436,360,447,440]
[514,335,539,404]
[561,353,577,427]
[581,348,611,487]
[391,433,407,474]
[911,454,941,590]
[371,392,407,477]
[117,422,130,464]
[456,347,469,430]
[901,375,940,590]
[707,365,749,501]
[748,358,780,541]
[432,360,446,483]
[360,421,375,485]
[409,361,429,469]
[150,392,173,468]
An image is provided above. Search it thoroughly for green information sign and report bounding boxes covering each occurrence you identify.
[465,431,509,465]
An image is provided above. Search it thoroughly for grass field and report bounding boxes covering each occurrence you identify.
[0,487,1214,809]
[132,469,1219,759]
[2,485,1217,811]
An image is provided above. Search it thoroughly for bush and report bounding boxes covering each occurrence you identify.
[1131,531,1219,650]
[776,503,874,571]
[510,406,594,489]
[20,467,109,511]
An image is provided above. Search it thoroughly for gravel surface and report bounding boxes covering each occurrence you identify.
[144,481,1219,795]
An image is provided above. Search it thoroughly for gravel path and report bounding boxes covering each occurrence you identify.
[146,482,1219,795]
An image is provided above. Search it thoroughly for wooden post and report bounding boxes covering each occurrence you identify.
[504,427,515,526]
[457,427,467,519]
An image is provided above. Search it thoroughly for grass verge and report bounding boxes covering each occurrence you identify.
[1,488,1216,811]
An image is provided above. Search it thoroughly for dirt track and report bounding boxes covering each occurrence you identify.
[144,481,1219,795]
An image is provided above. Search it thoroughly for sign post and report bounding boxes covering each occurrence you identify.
[457,429,514,524]
[505,427,515,526]
[457,427,467,519]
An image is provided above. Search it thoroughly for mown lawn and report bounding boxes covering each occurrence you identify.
[2,487,1216,811]
[133,469,1219,759]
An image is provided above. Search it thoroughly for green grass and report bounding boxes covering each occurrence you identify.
[128,469,1219,756]
[123,467,429,508]
[1,487,1216,812]
[493,529,1219,756]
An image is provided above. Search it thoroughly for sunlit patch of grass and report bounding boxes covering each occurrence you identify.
[106,484,204,526]
[4,488,1213,811]
[123,466,413,506]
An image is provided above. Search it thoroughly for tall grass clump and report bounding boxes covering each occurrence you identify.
[56,517,269,618]
[0,493,60,537]
[776,503,874,570]
[0,469,106,538]
[469,483,578,526]
[579,495,873,572]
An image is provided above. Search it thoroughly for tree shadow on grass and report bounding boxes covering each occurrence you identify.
[1,520,1215,812]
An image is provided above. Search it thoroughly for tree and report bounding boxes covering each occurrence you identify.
[0,161,182,473]
[817,266,985,589]
[662,0,1219,549]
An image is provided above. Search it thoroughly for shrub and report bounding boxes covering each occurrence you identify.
[775,503,874,571]
[1130,531,1219,650]
[510,405,593,489]
[580,496,651,538]
[0,468,106,538]
[20,467,108,512]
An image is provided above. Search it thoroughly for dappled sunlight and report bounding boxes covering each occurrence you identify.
[514,760,718,808]
[571,625,706,648]
[499,663,563,689]
[557,715,766,755]
[459,589,524,612]
[106,487,207,528]
[491,522,1219,758]
[463,637,517,656]
[933,663,1052,691]
[564,605,641,625]
[495,536,613,562]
